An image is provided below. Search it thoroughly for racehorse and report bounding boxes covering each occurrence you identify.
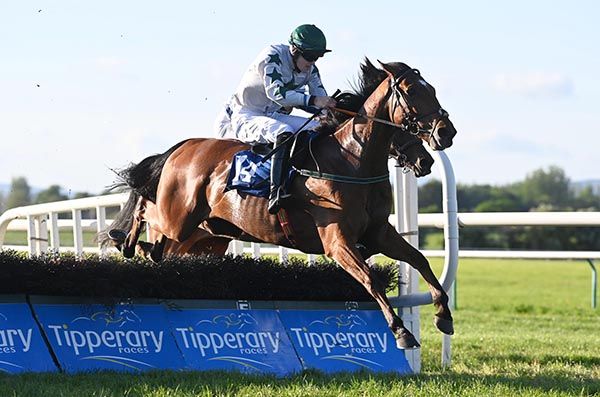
[103,59,456,348]
[131,111,437,259]
[108,60,440,259]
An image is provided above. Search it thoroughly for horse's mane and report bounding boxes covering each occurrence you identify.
[316,58,402,135]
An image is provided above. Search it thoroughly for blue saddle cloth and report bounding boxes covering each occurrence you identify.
[225,150,294,198]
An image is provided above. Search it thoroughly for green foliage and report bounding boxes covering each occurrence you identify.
[1,176,95,218]
[34,184,67,204]
[418,180,442,212]
[456,183,492,211]
[474,198,517,212]
[423,230,444,249]
[573,186,600,210]
[73,192,92,199]
[517,166,572,208]
[0,250,397,301]
[419,165,600,250]
[5,176,31,209]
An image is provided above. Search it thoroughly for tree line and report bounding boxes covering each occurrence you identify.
[0,177,99,219]
[1,166,599,250]
[419,166,600,250]
[0,177,94,213]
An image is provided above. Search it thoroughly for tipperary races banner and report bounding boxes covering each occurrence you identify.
[277,309,412,374]
[0,301,58,373]
[3,297,414,374]
[32,301,185,373]
[167,308,302,376]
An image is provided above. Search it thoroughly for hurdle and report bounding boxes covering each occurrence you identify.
[0,150,459,373]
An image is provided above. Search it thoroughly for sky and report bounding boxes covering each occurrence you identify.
[1,1,599,195]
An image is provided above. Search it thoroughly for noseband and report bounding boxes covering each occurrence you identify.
[391,68,449,138]
[391,135,422,170]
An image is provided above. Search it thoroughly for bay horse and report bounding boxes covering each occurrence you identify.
[104,59,457,348]
[111,121,435,259]
[106,60,441,259]
[130,125,434,259]
[134,128,436,259]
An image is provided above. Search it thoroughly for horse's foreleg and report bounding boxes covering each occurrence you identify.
[368,223,453,335]
[318,224,420,349]
[136,241,154,259]
[135,226,169,261]
[150,233,167,263]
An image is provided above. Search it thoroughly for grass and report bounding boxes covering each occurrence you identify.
[2,230,98,247]
[0,258,598,396]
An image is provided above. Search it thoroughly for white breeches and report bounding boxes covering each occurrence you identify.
[214,107,319,144]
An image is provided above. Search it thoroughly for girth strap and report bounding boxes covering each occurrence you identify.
[276,208,297,248]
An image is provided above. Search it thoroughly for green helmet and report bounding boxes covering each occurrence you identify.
[289,24,331,54]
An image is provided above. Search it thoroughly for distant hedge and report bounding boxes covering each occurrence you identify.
[0,251,396,302]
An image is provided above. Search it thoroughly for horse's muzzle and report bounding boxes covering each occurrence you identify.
[413,156,433,177]
[430,121,456,150]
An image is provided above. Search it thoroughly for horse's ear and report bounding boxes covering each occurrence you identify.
[361,57,377,75]
[377,59,394,78]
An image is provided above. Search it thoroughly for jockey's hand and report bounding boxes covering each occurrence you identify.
[313,96,337,109]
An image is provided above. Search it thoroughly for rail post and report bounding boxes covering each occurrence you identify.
[587,259,597,309]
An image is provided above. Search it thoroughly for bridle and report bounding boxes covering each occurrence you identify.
[300,67,447,183]
[389,68,449,139]
[390,136,422,171]
[329,68,449,139]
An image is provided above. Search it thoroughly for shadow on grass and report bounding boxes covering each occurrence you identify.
[1,369,598,396]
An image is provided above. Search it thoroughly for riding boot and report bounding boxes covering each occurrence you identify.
[268,132,293,214]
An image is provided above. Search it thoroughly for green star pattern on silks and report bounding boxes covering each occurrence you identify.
[267,53,282,65]
[277,80,298,98]
[266,68,283,83]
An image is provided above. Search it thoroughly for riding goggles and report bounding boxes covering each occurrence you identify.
[300,51,323,62]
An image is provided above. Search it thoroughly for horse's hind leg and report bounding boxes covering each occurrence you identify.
[123,196,147,258]
[318,224,420,349]
[367,223,453,335]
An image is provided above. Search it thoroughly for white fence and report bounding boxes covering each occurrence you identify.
[1,197,597,313]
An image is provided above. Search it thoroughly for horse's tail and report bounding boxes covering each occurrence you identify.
[97,139,190,248]
[115,139,190,202]
[96,190,140,248]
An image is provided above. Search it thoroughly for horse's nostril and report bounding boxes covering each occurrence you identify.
[429,136,443,150]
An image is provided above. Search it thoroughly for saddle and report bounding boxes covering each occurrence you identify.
[225,130,319,198]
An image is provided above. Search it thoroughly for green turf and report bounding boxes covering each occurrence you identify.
[0,258,598,396]
[2,230,98,247]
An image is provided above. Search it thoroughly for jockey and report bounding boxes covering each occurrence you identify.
[214,24,337,214]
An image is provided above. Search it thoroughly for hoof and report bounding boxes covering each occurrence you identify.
[108,229,127,245]
[395,328,421,349]
[136,242,154,259]
[434,315,454,335]
[150,250,163,263]
[122,244,136,259]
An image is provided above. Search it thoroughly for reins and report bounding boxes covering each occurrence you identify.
[263,68,448,186]
[296,69,444,185]
[330,107,406,129]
